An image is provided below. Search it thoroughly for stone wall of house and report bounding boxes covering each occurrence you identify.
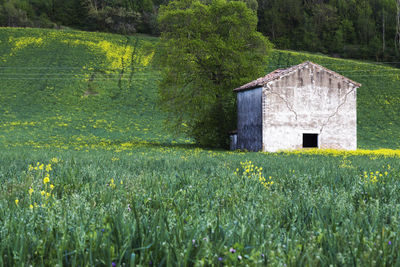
[262,63,357,152]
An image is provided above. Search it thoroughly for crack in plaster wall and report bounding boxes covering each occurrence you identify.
[319,86,356,133]
[265,83,298,120]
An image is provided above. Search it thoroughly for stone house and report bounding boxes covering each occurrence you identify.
[231,61,361,152]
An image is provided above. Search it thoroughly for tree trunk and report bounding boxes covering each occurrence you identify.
[396,0,400,51]
[382,8,385,54]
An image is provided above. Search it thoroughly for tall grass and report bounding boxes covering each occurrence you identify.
[2,147,400,265]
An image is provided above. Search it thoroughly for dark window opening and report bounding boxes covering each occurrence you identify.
[303,133,318,148]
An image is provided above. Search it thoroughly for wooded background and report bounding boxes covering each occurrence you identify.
[0,0,399,62]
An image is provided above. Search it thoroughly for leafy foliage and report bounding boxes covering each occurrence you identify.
[257,0,398,61]
[157,0,271,147]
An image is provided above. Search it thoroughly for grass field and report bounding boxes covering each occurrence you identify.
[1,28,400,266]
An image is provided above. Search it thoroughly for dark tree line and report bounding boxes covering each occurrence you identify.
[0,0,165,34]
[258,0,399,61]
[1,0,400,61]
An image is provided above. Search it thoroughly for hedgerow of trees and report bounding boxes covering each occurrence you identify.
[0,0,400,61]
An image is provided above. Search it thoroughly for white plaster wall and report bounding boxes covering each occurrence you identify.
[262,63,357,152]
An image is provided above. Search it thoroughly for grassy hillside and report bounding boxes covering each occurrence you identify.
[0,28,191,151]
[2,28,400,266]
[0,28,399,150]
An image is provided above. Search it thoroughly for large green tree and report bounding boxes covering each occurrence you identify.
[157,0,271,148]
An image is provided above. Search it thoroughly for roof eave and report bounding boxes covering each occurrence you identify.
[233,85,262,92]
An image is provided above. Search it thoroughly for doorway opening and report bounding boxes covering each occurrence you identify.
[303,133,318,148]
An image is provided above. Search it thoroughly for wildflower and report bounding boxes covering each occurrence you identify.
[238,255,242,260]
[218,257,223,261]
[229,248,236,253]
[45,164,52,172]
[15,199,19,206]
[50,184,54,190]
[110,178,116,188]
[29,204,33,209]
[28,187,34,195]
[389,241,392,245]
[46,192,51,198]
[41,190,45,196]
[38,164,44,170]
[43,176,50,184]
[112,262,116,267]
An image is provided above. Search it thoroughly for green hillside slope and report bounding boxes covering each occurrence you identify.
[0,28,190,151]
[0,28,399,149]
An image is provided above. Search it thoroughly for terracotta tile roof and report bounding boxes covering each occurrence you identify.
[233,61,361,92]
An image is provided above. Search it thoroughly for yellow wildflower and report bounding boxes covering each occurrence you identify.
[28,188,34,195]
[110,178,116,188]
[41,190,45,196]
[45,164,52,172]
[29,204,34,209]
[50,184,54,190]
[15,199,19,205]
[43,177,50,184]
[38,164,44,170]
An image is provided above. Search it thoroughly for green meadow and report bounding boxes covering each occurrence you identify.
[1,28,400,266]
